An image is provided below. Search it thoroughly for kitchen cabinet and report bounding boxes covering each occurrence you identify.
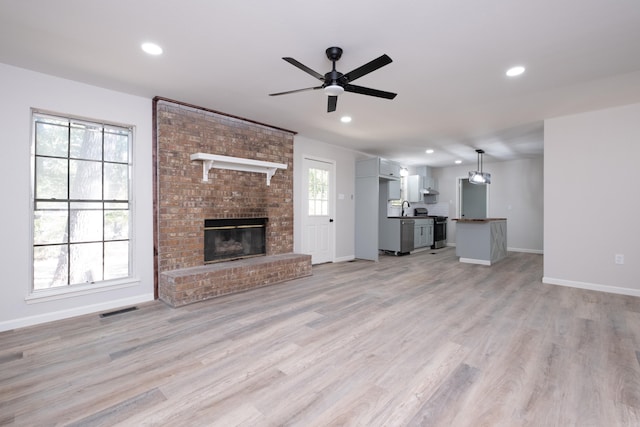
[379,159,401,179]
[424,177,438,204]
[407,175,422,202]
[355,157,404,261]
[413,218,434,249]
[387,180,401,200]
[356,174,379,261]
[407,174,439,203]
[356,157,401,180]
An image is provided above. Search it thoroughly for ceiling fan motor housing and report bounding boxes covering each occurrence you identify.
[325,70,344,86]
[326,46,343,61]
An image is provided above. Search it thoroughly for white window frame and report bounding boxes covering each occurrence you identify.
[27,110,137,302]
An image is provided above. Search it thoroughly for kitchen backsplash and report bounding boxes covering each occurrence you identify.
[388,200,450,217]
[424,202,450,217]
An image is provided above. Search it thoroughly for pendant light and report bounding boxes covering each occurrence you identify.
[468,149,491,184]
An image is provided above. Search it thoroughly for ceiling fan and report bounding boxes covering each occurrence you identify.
[269,47,397,113]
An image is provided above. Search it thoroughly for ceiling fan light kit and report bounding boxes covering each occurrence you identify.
[469,149,491,185]
[324,84,344,96]
[269,46,397,112]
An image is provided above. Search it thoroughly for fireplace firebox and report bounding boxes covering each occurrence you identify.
[204,218,267,264]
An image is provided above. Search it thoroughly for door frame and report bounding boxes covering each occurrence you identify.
[300,155,336,264]
[456,176,490,219]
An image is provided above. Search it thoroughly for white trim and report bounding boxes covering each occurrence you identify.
[0,293,154,332]
[190,153,287,185]
[446,243,543,255]
[25,278,142,303]
[29,111,137,299]
[542,277,640,298]
[302,155,337,264]
[459,257,492,266]
[334,255,355,263]
[508,247,544,254]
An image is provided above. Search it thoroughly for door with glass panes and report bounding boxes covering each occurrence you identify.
[301,157,334,264]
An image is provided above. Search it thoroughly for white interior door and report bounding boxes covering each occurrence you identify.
[302,157,335,264]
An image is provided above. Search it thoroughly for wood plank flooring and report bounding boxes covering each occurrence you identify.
[2,248,640,426]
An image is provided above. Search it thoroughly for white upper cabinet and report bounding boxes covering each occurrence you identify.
[356,157,401,180]
[379,159,401,179]
[407,175,423,202]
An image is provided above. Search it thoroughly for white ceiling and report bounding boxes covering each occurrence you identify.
[2,0,640,167]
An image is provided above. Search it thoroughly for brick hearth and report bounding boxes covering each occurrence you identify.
[153,97,311,306]
[159,253,312,307]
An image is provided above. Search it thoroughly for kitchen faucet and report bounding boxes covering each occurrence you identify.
[401,200,411,216]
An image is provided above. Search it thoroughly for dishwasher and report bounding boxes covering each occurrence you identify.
[399,219,415,255]
[379,218,415,255]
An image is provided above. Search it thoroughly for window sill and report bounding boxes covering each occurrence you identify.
[25,278,142,304]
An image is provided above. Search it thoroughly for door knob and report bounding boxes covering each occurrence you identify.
[329,218,334,222]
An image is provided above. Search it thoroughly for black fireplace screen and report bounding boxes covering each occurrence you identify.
[204,218,267,263]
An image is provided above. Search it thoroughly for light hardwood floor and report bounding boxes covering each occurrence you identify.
[2,248,640,426]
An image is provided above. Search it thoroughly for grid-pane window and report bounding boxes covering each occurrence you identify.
[32,113,132,290]
[307,167,328,216]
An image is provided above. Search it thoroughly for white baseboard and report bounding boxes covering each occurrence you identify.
[508,247,544,254]
[334,255,356,263]
[447,243,543,255]
[459,257,492,266]
[542,277,640,298]
[0,293,155,332]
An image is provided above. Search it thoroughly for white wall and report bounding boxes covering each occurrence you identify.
[293,135,357,262]
[432,157,544,252]
[0,63,154,331]
[544,102,640,295]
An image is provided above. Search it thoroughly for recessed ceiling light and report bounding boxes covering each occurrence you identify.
[425,149,434,154]
[340,116,352,123]
[506,66,525,77]
[455,160,462,164]
[141,42,163,55]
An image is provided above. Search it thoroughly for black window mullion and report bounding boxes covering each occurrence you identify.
[102,126,106,281]
[66,121,71,287]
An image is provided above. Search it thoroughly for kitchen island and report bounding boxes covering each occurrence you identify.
[453,218,507,265]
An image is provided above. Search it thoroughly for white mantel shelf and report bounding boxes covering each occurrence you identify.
[190,153,287,186]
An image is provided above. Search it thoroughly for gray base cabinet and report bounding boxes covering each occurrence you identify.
[413,218,434,249]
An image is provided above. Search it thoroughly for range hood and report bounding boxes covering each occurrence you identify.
[421,187,439,195]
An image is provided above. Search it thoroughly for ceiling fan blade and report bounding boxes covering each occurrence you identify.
[342,54,392,83]
[269,86,322,96]
[282,57,324,80]
[344,84,397,99]
[327,96,338,112]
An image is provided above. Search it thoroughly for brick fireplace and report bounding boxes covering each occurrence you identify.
[153,98,311,307]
